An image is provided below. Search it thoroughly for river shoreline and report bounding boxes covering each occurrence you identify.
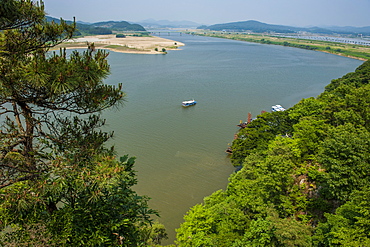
[193,32,369,61]
[53,34,185,54]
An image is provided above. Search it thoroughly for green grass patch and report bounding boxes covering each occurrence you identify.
[104,45,144,51]
[194,32,370,60]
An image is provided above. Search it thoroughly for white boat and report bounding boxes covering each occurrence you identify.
[272,104,285,112]
[182,99,197,107]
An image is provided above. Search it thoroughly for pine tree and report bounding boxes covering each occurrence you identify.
[0,1,158,245]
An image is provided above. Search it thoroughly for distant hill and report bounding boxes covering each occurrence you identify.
[46,16,112,36]
[200,20,298,33]
[137,19,200,29]
[93,21,146,31]
[199,20,370,35]
[46,16,146,36]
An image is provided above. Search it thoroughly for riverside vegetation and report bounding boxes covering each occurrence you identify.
[175,59,370,245]
[193,32,370,61]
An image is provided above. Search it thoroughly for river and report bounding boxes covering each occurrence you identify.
[101,33,363,243]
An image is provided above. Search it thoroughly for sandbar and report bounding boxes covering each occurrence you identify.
[54,34,185,54]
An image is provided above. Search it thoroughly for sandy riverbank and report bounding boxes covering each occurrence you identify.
[54,34,185,54]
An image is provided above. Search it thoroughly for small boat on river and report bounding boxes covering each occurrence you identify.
[272,104,285,112]
[182,99,197,107]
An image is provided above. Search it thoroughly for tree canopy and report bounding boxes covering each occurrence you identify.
[0,1,162,246]
[175,58,370,246]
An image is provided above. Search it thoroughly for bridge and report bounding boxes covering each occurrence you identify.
[150,31,185,36]
[118,31,186,36]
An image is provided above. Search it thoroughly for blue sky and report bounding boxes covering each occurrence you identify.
[43,0,370,27]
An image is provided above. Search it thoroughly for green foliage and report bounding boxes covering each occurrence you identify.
[314,189,370,246]
[176,51,370,246]
[176,137,315,246]
[1,153,157,246]
[325,60,370,92]
[139,221,168,246]
[0,223,62,247]
[292,117,329,159]
[0,0,44,30]
[0,1,158,246]
[240,211,313,247]
[318,124,370,201]
[231,110,294,165]
[116,33,126,38]
[319,83,370,130]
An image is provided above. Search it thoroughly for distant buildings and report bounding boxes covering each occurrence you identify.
[282,35,370,46]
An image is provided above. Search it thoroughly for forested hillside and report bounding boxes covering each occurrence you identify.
[93,21,146,31]
[46,16,147,36]
[175,60,370,246]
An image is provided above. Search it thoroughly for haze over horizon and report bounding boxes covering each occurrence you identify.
[43,0,370,28]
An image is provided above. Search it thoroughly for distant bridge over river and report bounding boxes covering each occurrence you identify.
[119,31,186,36]
[150,31,185,36]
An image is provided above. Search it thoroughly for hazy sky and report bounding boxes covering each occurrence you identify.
[43,0,370,27]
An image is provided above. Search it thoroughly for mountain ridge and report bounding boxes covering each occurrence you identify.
[46,16,146,36]
[137,19,201,29]
[199,20,370,35]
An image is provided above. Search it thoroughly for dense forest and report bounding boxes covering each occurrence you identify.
[175,60,370,246]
